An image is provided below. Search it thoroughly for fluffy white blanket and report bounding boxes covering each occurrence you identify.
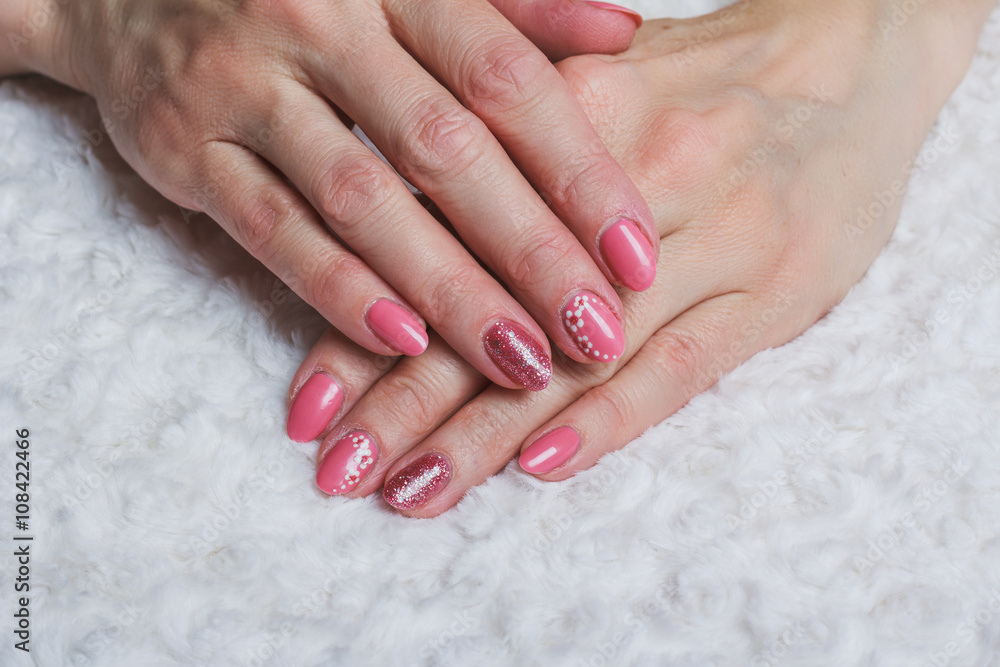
[2,1,999,665]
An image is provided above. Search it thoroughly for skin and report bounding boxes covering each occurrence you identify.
[293,0,996,516]
[0,0,657,390]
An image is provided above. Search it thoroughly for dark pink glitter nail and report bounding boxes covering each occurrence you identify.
[383,453,452,510]
[483,320,552,391]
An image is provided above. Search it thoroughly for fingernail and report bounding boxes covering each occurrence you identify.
[563,291,624,362]
[366,299,428,356]
[483,320,552,391]
[520,427,580,474]
[582,1,643,27]
[599,218,656,291]
[383,452,452,510]
[316,431,378,495]
[286,373,343,443]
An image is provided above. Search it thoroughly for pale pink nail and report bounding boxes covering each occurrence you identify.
[563,291,625,362]
[316,431,378,495]
[583,1,643,26]
[366,299,428,356]
[383,452,452,510]
[286,373,343,443]
[483,320,552,391]
[599,218,656,291]
[520,427,580,474]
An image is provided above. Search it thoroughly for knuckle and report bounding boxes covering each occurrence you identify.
[300,252,360,311]
[396,100,485,181]
[415,261,483,327]
[377,373,443,438]
[586,383,637,432]
[648,329,708,392]
[464,37,550,111]
[236,190,295,259]
[647,109,718,175]
[554,54,620,109]
[543,150,613,213]
[460,402,521,459]
[496,228,575,295]
[317,154,395,228]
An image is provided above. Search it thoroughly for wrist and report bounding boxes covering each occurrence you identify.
[0,0,90,92]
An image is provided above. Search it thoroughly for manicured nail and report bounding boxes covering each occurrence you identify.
[563,291,625,362]
[599,218,656,291]
[383,452,452,510]
[366,299,428,356]
[316,431,378,495]
[583,1,643,26]
[286,373,343,443]
[483,320,552,391]
[520,427,580,474]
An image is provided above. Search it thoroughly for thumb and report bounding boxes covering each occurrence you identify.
[488,0,642,61]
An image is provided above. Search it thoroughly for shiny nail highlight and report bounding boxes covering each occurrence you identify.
[583,1,643,26]
[383,452,452,510]
[563,291,625,362]
[483,320,552,391]
[316,431,378,495]
[599,218,656,291]
[367,299,428,356]
[520,427,580,474]
[286,373,343,443]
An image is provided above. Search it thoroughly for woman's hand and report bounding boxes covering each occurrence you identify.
[293,0,991,514]
[2,0,657,405]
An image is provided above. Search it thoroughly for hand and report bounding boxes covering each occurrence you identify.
[292,0,991,515]
[2,0,657,409]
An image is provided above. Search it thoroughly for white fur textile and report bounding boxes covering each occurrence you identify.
[1,1,1000,665]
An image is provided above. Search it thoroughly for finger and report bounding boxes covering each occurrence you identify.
[487,0,641,60]
[520,293,761,480]
[313,333,488,497]
[250,87,555,389]
[390,0,659,292]
[379,289,768,516]
[193,140,429,359]
[286,327,397,443]
[307,36,629,366]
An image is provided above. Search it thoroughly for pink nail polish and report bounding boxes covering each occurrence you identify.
[599,218,656,291]
[383,452,452,510]
[583,1,643,26]
[367,299,428,356]
[483,320,552,391]
[286,373,343,443]
[316,431,378,495]
[520,427,580,474]
[563,291,625,362]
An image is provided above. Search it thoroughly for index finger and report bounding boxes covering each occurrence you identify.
[389,0,658,291]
